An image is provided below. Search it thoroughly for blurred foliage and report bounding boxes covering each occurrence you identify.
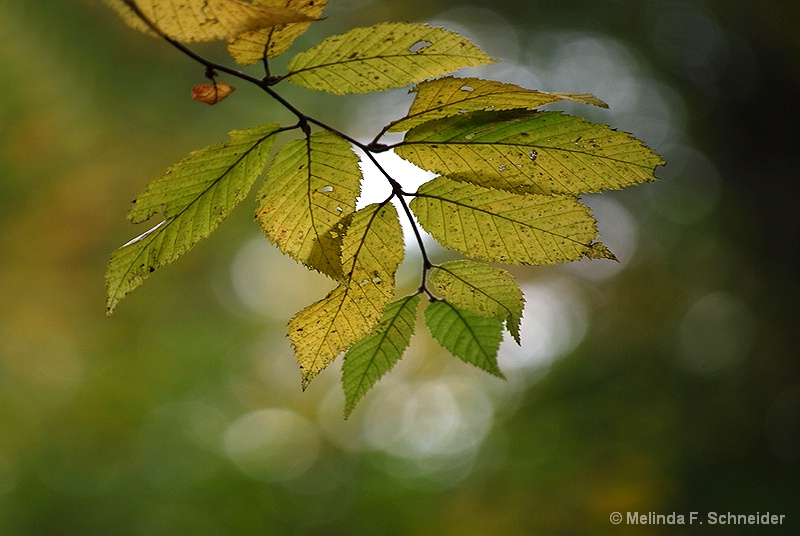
[1,0,798,534]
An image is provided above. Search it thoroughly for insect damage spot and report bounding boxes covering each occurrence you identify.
[459,85,474,92]
[409,40,432,53]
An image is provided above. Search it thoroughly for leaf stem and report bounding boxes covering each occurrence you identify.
[262,54,271,79]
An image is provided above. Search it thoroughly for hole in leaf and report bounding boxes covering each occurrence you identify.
[409,40,432,53]
[459,85,474,92]
[319,185,334,193]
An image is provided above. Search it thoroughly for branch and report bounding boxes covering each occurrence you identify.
[119,0,435,293]
[359,150,435,295]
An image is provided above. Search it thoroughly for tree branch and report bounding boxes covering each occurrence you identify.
[120,0,435,293]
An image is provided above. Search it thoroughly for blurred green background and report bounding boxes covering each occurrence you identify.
[2,0,799,534]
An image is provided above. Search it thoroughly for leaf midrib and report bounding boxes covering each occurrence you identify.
[286,51,490,78]
[413,191,595,250]
[396,138,657,170]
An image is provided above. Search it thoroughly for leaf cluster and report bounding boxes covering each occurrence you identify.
[104,0,664,416]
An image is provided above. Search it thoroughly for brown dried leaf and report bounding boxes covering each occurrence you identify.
[191,82,236,104]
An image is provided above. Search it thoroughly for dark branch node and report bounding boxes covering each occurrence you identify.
[299,117,311,136]
[366,142,390,153]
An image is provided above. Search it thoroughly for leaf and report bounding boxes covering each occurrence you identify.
[227,0,328,64]
[409,176,613,266]
[429,260,524,344]
[285,22,495,95]
[106,123,280,313]
[388,76,607,132]
[191,81,236,104]
[288,203,405,388]
[424,300,504,377]
[255,131,361,279]
[342,294,420,417]
[396,110,664,195]
[104,0,314,42]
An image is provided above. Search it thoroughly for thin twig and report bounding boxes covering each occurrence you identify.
[124,0,435,294]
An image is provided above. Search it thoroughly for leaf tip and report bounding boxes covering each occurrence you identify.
[300,371,312,391]
[105,280,122,315]
[586,242,617,261]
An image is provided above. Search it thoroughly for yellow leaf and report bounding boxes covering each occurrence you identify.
[104,0,314,42]
[286,22,495,95]
[397,110,664,195]
[389,77,607,132]
[410,176,612,266]
[227,0,327,64]
[256,131,361,279]
[288,203,405,388]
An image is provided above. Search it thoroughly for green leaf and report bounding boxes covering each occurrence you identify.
[288,203,405,388]
[429,260,524,344]
[105,0,315,42]
[342,294,420,417]
[285,22,494,95]
[388,76,607,132]
[227,0,328,64]
[106,123,280,314]
[410,176,613,266]
[424,300,504,377]
[396,109,663,195]
[256,131,361,279]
